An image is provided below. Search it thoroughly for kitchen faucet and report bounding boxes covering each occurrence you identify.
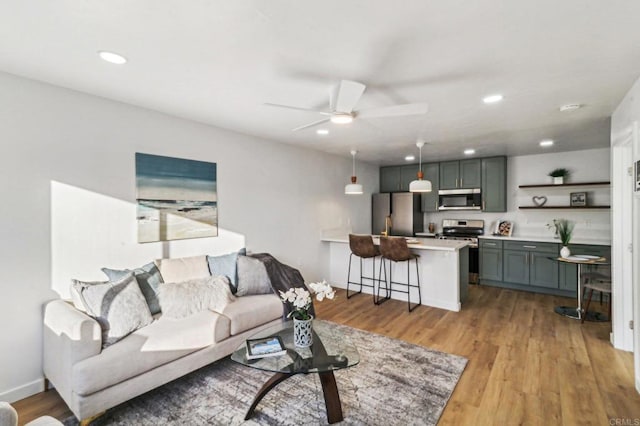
[381,215,392,236]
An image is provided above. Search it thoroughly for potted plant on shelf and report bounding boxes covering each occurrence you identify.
[279,281,335,347]
[555,218,575,258]
[548,168,570,185]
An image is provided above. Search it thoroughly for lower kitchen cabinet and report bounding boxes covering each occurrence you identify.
[479,238,607,298]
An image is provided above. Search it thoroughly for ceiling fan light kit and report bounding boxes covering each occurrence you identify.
[266,79,428,132]
[345,150,363,195]
[409,141,432,193]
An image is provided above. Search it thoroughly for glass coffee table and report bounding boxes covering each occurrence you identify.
[231,319,359,424]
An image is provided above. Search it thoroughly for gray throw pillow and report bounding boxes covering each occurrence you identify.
[157,275,236,319]
[235,255,272,297]
[72,273,153,348]
[207,248,245,293]
[102,262,164,315]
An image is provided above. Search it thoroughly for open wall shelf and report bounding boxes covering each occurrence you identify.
[519,205,610,210]
[519,181,610,189]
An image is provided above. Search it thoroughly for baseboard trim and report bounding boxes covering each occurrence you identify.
[0,378,44,403]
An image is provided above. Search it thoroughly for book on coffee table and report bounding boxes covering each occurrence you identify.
[245,335,286,359]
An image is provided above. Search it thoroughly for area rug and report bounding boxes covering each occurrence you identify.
[64,321,467,425]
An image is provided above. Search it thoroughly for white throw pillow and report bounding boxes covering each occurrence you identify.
[154,255,210,283]
[157,275,236,319]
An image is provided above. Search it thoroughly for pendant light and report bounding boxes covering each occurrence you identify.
[409,141,432,193]
[345,150,363,195]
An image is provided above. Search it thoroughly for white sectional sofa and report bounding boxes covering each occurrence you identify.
[43,254,284,425]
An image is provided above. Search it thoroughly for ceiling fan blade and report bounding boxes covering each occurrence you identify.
[357,103,429,119]
[334,80,366,113]
[264,103,331,116]
[292,118,331,132]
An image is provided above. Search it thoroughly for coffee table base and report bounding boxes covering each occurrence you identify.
[245,370,343,424]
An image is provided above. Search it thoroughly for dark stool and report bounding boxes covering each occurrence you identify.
[347,234,382,303]
[378,236,421,312]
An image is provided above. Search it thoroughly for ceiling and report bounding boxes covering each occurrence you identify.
[1,1,640,165]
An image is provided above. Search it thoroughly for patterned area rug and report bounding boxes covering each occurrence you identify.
[64,322,467,425]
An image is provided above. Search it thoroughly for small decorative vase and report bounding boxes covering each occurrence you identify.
[560,246,571,258]
[553,176,564,185]
[293,316,313,347]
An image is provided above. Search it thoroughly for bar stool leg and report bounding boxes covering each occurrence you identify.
[346,253,355,299]
[582,288,594,324]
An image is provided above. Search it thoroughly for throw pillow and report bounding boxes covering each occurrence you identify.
[235,255,272,297]
[207,248,246,293]
[102,262,164,315]
[157,275,236,319]
[71,273,153,348]
[154,255,211,283]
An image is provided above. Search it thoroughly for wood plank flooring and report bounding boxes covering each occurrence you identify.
[13,285,640,425]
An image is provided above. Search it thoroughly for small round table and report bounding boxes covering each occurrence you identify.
[554,255,609,322]
[231,320,360,424]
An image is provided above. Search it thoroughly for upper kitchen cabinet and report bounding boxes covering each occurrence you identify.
[380,165,420,192]
[481,156,507,212]
[421,162,440,212]
[439,159,481,190]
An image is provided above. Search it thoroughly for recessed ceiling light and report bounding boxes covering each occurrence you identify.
[98,50,127,65]
[539,139,554,147]
[464,149,476,155]
[560,104,582,112]
[405,155,415,161]
[330,113,353,124]
[483,94,503,104]
[316,129,329,135]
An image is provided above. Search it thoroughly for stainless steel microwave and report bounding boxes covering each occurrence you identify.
[438,188,482,210]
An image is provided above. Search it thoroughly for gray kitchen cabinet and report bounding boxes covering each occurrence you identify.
[479,240,503,282]
[400,165,418,191]
[530,252,559,288]
[558,244,611,292]
[380,166,401,192]
[420,162,440,212]
[503,250,529,285]
[439,159,481,190]
[481,156,507,212]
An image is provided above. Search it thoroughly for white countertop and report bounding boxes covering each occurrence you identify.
[321,236,470,252]
[479,235,611,246]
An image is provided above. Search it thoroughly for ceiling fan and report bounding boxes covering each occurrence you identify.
[265,80,428,132]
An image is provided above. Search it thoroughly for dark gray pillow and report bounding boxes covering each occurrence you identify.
[235,255,272,297]
[102,262,164,315]
[72,273,153,348]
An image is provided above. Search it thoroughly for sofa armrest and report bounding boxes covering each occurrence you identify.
[43,300,101,396]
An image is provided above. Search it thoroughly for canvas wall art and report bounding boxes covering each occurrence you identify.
[136,153,218,243]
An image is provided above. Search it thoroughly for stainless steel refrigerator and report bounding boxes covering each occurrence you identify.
[372,193,424,237]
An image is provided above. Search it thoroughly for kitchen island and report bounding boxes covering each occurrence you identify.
[321,236,470,312]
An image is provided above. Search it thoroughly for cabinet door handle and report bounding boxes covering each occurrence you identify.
[523,245,537,249]
[482,199,485,210]
[485,242,496,246]
[455,178,459,188]
[460,178,464,187]
[525,253,528,264]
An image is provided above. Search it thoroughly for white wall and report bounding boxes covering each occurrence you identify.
[424,148,611,242]
[610,73,640,386]
[0,71,378,401]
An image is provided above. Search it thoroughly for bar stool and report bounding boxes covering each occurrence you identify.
[347,234,382,303]
[378,236,421,312]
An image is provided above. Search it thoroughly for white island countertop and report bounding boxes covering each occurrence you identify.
[479,235,611,246]
[321,236,470,252]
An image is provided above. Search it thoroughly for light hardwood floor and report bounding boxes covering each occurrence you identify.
[13,285,640,425]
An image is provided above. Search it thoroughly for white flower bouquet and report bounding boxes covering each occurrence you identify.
[279,280,335,320]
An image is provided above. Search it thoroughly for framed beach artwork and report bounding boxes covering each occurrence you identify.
[135,153,218,243]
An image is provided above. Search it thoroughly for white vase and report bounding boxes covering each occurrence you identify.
[293,316,313,347]
[553,176,564,185]
[560,246,571,258]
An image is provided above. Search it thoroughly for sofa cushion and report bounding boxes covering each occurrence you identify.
[102,262,164,315]
[71,273,153,348]
[157,275,236,319]
[72,310,230,396]
[235,256,272,297]
[221,294,282,335]
[154,255,210,283]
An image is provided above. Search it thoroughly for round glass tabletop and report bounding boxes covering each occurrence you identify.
[231,319,360,374]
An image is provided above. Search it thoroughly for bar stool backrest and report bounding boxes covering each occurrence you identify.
[379,237,413,262]
[349,234,379,258]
